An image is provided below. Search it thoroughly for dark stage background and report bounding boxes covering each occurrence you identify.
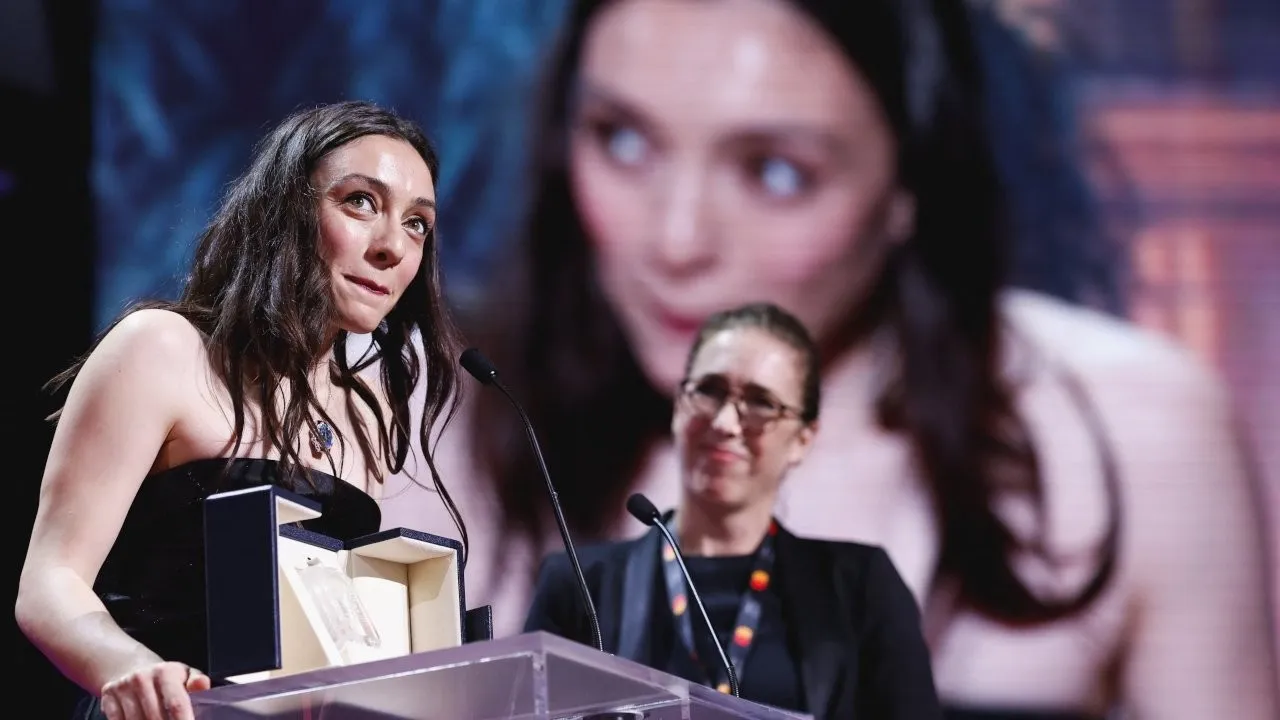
[6,2,93,715]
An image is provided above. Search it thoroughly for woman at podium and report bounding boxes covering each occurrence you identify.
[526,303,941,719]
[15,101,468,720]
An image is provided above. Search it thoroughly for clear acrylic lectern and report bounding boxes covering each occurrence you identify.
[192,631,810,719]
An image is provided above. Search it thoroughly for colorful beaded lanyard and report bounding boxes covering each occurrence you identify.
[660,517,779,694]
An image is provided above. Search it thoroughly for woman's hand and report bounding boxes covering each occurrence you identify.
[99,662,211,720]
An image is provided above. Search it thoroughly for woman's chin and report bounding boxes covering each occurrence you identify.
[688,474,749,508]
[632,336,690,396]
[337,315,385,337]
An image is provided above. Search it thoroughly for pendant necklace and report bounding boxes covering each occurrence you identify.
[308,419,340,478]
[309,420,335,456]
[308,375,339,476]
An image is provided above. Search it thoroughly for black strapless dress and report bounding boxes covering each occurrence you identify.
[74,457,380,719]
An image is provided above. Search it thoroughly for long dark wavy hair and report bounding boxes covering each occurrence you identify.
[50,101,469,557]
[468,0,1118,624]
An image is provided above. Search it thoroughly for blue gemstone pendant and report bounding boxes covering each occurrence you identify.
[309,420,335,455]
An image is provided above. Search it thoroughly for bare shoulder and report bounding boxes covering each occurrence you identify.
[1000,291,1264,598]
[98,308,205,356]
[57,309,212,437]
[999,290,1247,536]
[82,309,207,383]
[1001,290,1228,412]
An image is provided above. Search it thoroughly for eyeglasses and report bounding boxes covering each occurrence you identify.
[678,374,803,432]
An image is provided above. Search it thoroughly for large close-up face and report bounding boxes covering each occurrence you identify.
[312,134,437,335]
[673,327,816,512]
[570,0,911,391]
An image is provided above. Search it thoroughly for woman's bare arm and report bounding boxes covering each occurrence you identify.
[1006,293,1276,716]
[16,309,198,695]
[1115,356,1278,718]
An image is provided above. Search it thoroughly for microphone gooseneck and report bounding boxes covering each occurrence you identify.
[458,348,604,653]
[625,492,741,698]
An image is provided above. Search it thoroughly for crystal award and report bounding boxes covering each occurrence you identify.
[296,556,382,663]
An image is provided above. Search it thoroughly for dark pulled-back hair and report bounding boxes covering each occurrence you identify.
[687,303,822,424]
[468,0,1117,624]
[51,100,469,556]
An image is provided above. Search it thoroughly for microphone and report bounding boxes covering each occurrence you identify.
[625,493,740,698]
[458,348,604,653]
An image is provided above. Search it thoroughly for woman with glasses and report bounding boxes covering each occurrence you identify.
[524,303,940,720]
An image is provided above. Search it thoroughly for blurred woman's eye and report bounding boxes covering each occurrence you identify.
[694,378,730,402]
[598,123,651,168]
[748,156,811,199]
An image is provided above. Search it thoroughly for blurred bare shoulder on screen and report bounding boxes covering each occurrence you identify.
[1001,288,1229,413]
[999,262,1278,718]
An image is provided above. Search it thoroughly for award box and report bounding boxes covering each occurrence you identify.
[202,484,486,681]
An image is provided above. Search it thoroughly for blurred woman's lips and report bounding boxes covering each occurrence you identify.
[703,444,748,462]
[655,306,705,336]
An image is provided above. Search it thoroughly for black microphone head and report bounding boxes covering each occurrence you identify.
[459,348,498,385]
[626,493,662,526]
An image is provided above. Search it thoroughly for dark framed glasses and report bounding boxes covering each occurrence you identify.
[678,374,803,431]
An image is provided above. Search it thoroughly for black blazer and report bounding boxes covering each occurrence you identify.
[525,524,942,720]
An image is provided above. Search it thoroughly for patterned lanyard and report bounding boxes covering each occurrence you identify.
[660,517,779,694]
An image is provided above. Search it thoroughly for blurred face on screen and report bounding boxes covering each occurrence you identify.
[569,0,913,390]
[673,327,815,511]
[311,134,437,335]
